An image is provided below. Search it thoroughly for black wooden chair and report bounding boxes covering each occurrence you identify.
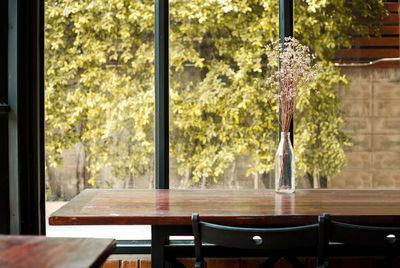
[320,213,400,268]
[192,213,324,268]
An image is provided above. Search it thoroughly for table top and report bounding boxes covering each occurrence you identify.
[49,189,400,226]
[0,235,116,268]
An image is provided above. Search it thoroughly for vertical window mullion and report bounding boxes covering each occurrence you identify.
[8,0,20,234]
[7,0,45,235]
[155,0,169,189]
[279,0,294,145]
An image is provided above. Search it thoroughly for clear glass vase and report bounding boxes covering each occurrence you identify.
[275,132,295,193]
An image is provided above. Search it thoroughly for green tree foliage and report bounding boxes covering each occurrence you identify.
[45,0,387,192]
[45,0,155,191]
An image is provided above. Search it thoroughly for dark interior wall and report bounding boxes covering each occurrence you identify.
[17,0,45,235]
[0,0,10,234]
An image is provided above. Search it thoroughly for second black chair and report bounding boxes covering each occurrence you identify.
[192,213,324,268]
[320,213,400,268]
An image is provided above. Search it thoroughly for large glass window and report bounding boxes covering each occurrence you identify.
[44,0,399,237]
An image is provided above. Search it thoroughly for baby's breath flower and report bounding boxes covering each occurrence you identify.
[266,37,319,132]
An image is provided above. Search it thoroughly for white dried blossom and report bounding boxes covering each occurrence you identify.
[266,37,320,132]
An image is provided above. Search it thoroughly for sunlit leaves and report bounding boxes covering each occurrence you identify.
[45,0,385,189]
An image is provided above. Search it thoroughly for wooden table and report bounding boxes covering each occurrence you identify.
[0,235,116,268]
[49,189,400,267]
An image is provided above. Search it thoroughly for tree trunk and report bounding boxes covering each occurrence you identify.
[180,167,192,188]
[306,172,327,189]
[254,173,259,189]
[45,157,61,200]
[130,171,135,188]
[305,172,314,188]
[320,176,328,188]
[201,176,206,189]
[124,168,130,188]
[148,168,154,189]
[75,148,83,194]
[124,168,134,188]
[83,155,91,189]
[260,172,271,189]
[313,172,321,189]
[228,159,239,189]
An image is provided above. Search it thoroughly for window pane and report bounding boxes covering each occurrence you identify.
[295,0,400,188]
[45,0,155,200]
[169,0,279,189]
[170,0,399,190]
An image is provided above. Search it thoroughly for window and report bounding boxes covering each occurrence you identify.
[44,1,399,202]
[3,0,399,235]
[45,0,155,202]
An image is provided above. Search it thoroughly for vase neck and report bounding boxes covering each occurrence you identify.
[280,132,290,139]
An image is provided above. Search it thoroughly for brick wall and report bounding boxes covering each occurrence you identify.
[330,68,400,188]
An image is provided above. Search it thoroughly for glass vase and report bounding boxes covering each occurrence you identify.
[275,132,295,193]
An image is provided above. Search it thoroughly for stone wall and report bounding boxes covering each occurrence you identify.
[329,68,400,188]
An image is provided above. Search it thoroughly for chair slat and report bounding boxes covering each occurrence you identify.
[200,221,319,250]
[191,213,321,268]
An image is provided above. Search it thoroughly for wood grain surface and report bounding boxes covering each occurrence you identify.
[0,235,116,268]
[49,189,400,226]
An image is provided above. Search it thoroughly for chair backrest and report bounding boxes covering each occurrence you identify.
[192,213,319,250]
[322,213,400,248]
[191,213,321,267]
[320,213,400,268]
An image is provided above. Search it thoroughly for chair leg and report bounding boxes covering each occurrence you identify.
[316,260,328,268]
[165,255,186,268]
[259,256,280,268]
[195,260,206,268]
[284,256,308,268]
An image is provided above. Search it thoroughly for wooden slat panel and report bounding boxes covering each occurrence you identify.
[357,14,399,24]
[383,13,398,23]
[101,260,119,268]
[139,260,151,268]
[335,49,399,58]
[346,3,399,13]
[121,260,138,268]
[372,25,399,35]
[350,37,399,47]
[385,2,400,13]
[348,26,400,35]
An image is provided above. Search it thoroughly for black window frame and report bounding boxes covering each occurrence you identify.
[1,0,45,235]
[0,0,293,234]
